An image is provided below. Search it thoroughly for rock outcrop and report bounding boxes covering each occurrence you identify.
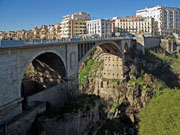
[79,46,180,134]
[30,94,103,135]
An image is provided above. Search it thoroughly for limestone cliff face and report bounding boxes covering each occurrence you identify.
[28,47,180,135]
[32,95,102,135]
[79,47,168,134]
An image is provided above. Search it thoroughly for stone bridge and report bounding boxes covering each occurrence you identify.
[0,38,135,125]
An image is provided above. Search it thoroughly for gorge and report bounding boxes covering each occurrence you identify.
[30,45,180,135]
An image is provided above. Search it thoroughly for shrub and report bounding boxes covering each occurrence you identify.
[79,57,94,84]
[139,89,180,135]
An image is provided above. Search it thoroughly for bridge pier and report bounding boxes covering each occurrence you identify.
[65,74,79,99]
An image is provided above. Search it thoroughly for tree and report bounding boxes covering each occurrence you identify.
[139,89,180,135]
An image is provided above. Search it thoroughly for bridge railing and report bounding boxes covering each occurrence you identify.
[24,38,72,44]
[0,37,132,48]
[24,37,130,44]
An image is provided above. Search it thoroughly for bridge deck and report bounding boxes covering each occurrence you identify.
[0,37,133,48]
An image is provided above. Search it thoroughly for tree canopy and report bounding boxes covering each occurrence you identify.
[139,89,180,135]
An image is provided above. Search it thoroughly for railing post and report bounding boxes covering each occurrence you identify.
[0,40,2,47]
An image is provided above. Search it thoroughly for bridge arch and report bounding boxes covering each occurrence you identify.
[19,51,66,106]
[78,41,122,68]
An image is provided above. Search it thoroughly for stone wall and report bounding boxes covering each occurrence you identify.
[0,40,24,47]
[136,36,161,54]
[0,99,23,126]
[27,83,68,108]
[0,39,132,127]
[103,53,123,79]
[0,45,66,106]
[161,37,180,55]
[0,45,67,125]
[136,37,145,54]
[144,37,160,49]
[0,102,46,135]
[94,79,120,101]
[38,99,100,135]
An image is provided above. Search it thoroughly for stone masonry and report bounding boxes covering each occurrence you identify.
[0,38,133,128]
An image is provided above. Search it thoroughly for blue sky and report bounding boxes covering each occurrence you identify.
[0,0,179,31]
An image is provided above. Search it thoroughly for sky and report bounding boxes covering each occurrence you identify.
[0,0,180,31]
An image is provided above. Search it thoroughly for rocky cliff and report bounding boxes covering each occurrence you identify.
[79,47,180,134]
[29,94,103,135]
[29,47,180,135]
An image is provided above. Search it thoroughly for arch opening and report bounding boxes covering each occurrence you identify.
[78,42,124,94]
[78,42,122,68]
[21,52,66,106]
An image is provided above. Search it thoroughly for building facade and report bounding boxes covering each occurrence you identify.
[86,19,112,37]
[136,6,180,36]
[103,53,124,79]
[39,25,48,39]
[161,33,180,55]
[60,12,90,38]
[60,20,87,38]
[112,16,158,36]
[62,12,90,22]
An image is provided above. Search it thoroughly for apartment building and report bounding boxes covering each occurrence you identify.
[112,16,158,36]
[86,19,112,37]
[60,12,90,38]
[136,6,180,36]
[0,31,4,40]
[62,12,90,22]
[47,25,56,39]
[54,24,61,39]
[24,30,34,39]
[39,25,48,39]
[32,26,40,39]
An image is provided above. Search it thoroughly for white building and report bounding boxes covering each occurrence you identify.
[60,12,90,38]
[112,16,158,36]
[86,19,112,38]
[136,6,180,36]
[62,12,90,21]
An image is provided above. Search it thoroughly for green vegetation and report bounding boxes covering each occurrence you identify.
[128,77,144,85]
[153,78,168,96]
[154,53,180,74]
[79,49,180,135]
[139,89,180,135]
[44,94,100,120]
[102,78,122,82]
[110,101,123,112]
[128,72,167,92]
[79,57,94,85]
[128,76,148,91]
[79,56,104,85]
[154,53,174,63]
[93,59,104,73]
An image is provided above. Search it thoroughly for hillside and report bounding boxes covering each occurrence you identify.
[79,47,180,134]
